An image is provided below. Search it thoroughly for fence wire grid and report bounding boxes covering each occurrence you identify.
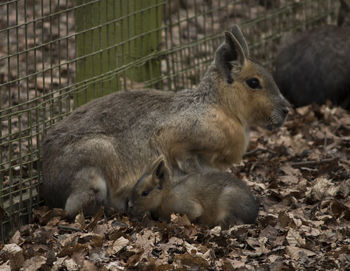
[0,0,339,241]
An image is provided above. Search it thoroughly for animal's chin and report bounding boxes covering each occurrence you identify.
[127,204,152,218]
[127,202,143,217]
[150,211,160,220]
[129,208,147,218]
[265,113,288,131]
[266,119,285,131]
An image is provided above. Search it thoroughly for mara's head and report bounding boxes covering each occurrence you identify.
[211,25,290,130]
[128,155,170,216]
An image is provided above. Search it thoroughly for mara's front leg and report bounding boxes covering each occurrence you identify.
[153,108,248,172]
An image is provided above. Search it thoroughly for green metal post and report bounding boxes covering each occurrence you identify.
[121,0,162,83]
[74,0,162,107]
[75,0,121,107]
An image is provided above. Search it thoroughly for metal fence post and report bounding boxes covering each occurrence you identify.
[121,0,162,84]
[74,0,162,107]
[75,0,122,107]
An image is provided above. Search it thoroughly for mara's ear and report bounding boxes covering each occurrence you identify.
[230,25,250,58]
[215,25,249,84]
[151,155,170,189]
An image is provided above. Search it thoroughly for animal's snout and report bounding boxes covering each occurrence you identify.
[267,96,291,131]
[127,200,138,216]
[127,200,145,217]
[278,94,291,117]
[281,106,289,117]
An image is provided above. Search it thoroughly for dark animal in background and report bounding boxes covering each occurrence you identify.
[274,0,350,109]
[128,156,259,227]
[41,25,289,218]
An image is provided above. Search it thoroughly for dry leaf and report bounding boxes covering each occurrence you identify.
[286,246,316,260]
[286,228,306,247]
[108,237,130,256]
[21,256,47,271]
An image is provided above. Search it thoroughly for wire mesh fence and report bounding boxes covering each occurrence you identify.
[0,0,339,241]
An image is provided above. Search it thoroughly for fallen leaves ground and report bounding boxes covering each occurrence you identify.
[1,104,349,271]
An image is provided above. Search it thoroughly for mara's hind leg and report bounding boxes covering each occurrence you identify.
[65,167,107,217]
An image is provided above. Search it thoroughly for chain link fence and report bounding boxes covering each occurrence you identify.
[0,0,338,241]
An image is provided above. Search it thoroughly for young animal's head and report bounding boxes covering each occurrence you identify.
[128,155,170,216]
[208,25,290,130]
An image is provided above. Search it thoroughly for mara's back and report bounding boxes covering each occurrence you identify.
[43,89,175,148]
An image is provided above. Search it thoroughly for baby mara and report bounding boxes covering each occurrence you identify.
[129,156,259,227]
[41,25,289,218]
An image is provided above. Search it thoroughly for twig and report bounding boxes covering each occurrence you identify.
[323,133,327,151]
[243,148,276,158]
[84,206,105,231]
[291,157,337,168]
[57,225,83,232]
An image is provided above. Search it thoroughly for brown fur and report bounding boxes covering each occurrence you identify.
[128,156,259,227]
[41,25,289,217]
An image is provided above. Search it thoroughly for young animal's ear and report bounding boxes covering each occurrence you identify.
[215,25,249,84]
[151,156,170,189]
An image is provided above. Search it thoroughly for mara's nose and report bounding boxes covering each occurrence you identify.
[282,106,289,116]
[281,98,291,116]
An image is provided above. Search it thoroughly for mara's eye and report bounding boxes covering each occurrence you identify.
[246,78,262,89]
[141,190,150,197]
